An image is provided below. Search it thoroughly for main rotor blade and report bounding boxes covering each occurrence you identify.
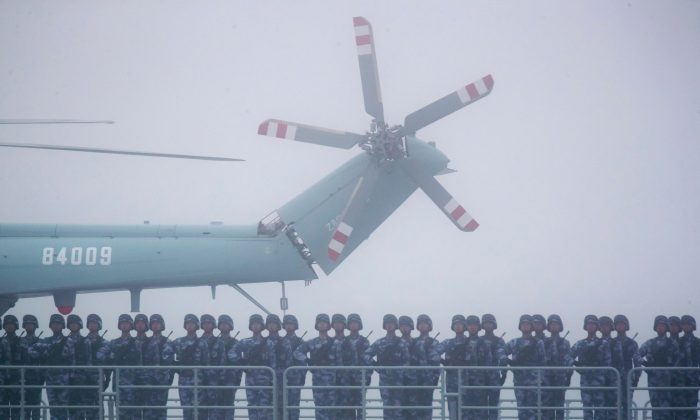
[328,161,382,262]
[258,119,364,149]
[0,119,114,124]
[403,74,494,134]
[399,160,478,232]
[353,17,384,122]
[0,142,243,162]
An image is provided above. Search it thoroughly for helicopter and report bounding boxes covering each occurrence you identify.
[0,17,494,316]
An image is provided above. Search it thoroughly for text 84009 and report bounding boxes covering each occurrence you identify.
[41,247,112,266]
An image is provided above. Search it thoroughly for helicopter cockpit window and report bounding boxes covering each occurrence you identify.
[257,210,286,236]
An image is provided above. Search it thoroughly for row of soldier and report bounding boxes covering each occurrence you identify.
[1,311,699,420]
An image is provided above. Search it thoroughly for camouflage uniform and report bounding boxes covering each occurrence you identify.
[173,314,210,420]
[570,315,612,420]
[294,314,336,420]
[678,315,700,420]
[610,314,640,420]
[199,314,221,419]
[228,314,275,420]
[28,314,71,420]
[597,316,618,420]
[409,314,440,420]
[480,314,508,420]
[143,314,175,420]
[506,315,547,420]
[1,314,23,419]
[19,315,44,420]
[130,314,152,419]
[65,314,94,420]
[668,316,685,418]
[84,314,109,420]
[278,315,305,420]
[332,314,353,420]
[265,314,284,420]
[635,316,681,420]
[341,313,370,420]
[213,314,241,420]
[431,315,470,420]
[542,315,572,420]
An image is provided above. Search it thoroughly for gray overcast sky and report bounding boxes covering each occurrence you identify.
[1,1,699,341]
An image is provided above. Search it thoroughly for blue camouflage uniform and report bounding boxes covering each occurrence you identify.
[98,334,141,420]
[294,335,337,420]
[200,331,222,419]
[29,329,71,420]
[365,333,410,420]
[610,334,640,419]
[143,333,174,420]
[1,320,23,419]
[19,327,44,420]
[409,333,440,420]
[543,334,572,420]
[506,336,547,420]
[678,315,700,420]
[173,334,209,420]
[278,331,305,420]
[570,336,612,420]
[431,330,468,420]
[635,333,680,419]
[341,331,370,420]
[214,330,241,420]
[480,331,507,420]
[228,334,275,420]
[85,331,109,420]
[65,327,93,420]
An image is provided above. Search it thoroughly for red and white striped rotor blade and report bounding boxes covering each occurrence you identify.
[258,119,364,150]
[353,16,384,122]
[403,74,494,134]
[328,162,382,262]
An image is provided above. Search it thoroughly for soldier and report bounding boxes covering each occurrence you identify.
[570,315,612,420]
[131,313,150,419]
[399,315,416,418]
[364,314,410,420]
[143,314,174,420]
[344,313,370,420]
[214,314,240,420]
[598,316,617,420]
[279,315,305,420]
[668,316,685,417]
[332,313,352,420]
[172,314,209,420]
[199,314,220,419]
[463,315,489,420]
[480,314,507,420]
[265,314,284,420]
[84,314,109,420]
[532,314,547,341]
[679,315,700,420]
[635,315,680,420]
[409,314,440,420]
[1,314,23,419]
[294,313,336,420]
[97,314,139,420]
[611,314,640,420]
[543,314,572,420]
[431,314,469,420]
[65,314,93,420]
[19,314,44,420]
[228,314,274,420]
[29,313,70,420]
[506,314,546,420]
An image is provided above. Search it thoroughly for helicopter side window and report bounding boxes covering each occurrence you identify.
[257,210,286,236]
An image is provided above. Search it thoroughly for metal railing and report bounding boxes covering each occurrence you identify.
[628,366,700,420]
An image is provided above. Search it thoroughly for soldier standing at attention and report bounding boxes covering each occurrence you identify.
[331,313,352,420]
[65,314,92,420]
[668,316,685,416]
[432,314,468,420]
[570,315,611,420]
[679,315,700,420]
[635,315,680,420]
[364,314,409,420]
[344,313,370,420]
[143,314,174,420]
[84,314,109,420]
[228,314,274,420]
[19,314,44,420]
[543,314,572,420]
[215,314,240,420]
[399,315,416,417]
[481,314,507,420]
[410,314,440,420]
[611,314,640,420]
[199,314,219,419]
[506,314,546,420]
[131,314,150,419]
[1,314,23,419]
[172,314,209,420]
[532,315,547,341]
[598,316,617,420]
[97,314,138,420]
[294,313,336,420]
[29,314,70,420]
[279,315,305,420]
[265,314,284,420]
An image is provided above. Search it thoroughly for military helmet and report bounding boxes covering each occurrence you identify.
[466,315,481,329]
[249,314,265,330]
[583,314,599,329]
[599,316,613,327]
[183,313,200,329]
[283,314,298,329]
[332,313,347,326]
[118,314,134,328]
[218,314,234,329]
[481,313,497,329]
[613,314,629,331]
[87,314,103,330]
[547,314,563,329]
[200,314,216,327]
[266,314,282,328]
[653,315,669,330]
[50,314,66,328]
[67,314,83,329]
[452,314,467,331]
[532,314,546,325]
[3,314,19,329]
[149,314,165,329]
[399,315,414,329]
[383,314,398,329]
[22,314,39,329]
[668,316,681,327]
[134,314,149,331]
[681,315,696,330]
[315,313,331,330]
[518,314,533,328]
[417,314,433,331]
[347,313,363,329]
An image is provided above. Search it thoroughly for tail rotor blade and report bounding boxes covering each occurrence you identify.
[399,160,478,232]
[258,119,364,150]
[0,142,243,162]
[403,74,494,134]
[353,17,384,122]
[0,119,114,125]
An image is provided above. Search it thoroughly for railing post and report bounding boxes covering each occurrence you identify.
[537,367,542,420]
[99,367,104,420]
[361,367,367,420]
[194,367,199,420]
[19,367,26,420]
[272,366,277,420]
[115,367,120,420]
